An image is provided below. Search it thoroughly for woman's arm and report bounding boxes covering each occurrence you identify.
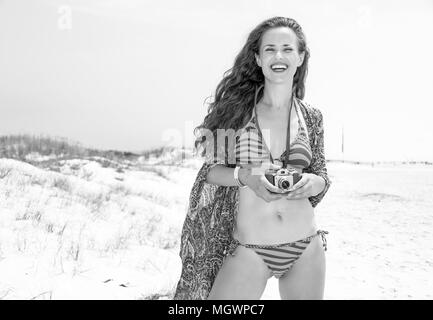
[304,108,332,207]
[205,164,239,186]
[205,164,261,187]
[205,164,285,202]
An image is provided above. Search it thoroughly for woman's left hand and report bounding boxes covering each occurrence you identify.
[285,173,325,200]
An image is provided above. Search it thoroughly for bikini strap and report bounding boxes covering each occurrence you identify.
[231,230,329,251]
[317,230,329,251]
[223,237,242,258]
[253,84,275,164]
[253,84,296,166]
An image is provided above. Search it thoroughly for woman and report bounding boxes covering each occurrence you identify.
[174,16,332,300]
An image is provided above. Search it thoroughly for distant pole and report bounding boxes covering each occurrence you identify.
[182,141,185,162]
[342,124,344,162]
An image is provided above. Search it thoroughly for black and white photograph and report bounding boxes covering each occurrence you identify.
[0,0,432,301]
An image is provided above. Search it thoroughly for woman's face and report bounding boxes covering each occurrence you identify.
[255,27,305,85]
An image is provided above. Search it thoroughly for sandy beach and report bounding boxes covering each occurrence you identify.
[262,162,433,299]
[0,158,432,299]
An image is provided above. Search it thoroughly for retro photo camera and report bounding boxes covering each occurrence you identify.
[264,168,302,192]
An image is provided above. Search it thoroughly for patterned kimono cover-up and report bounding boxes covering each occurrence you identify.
[173,98,332,300]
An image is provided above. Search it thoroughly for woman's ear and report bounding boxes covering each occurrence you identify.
[298,51,305,67]
[255,53,261,67]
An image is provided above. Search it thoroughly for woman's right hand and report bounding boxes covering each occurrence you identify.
[239,163,286,202]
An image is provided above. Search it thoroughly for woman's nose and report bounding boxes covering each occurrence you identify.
[275,50,283,59]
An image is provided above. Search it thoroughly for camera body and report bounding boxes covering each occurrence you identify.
[264,167,302,191]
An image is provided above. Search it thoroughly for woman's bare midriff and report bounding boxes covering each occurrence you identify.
[233,99,317,245]
[233,169,317,244]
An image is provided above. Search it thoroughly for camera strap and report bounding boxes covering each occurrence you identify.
[282,102,293,168]
[253,84,294,168]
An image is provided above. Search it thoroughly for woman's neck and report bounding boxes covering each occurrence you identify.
[260,81,294,112]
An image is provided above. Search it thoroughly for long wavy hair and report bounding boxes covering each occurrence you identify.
[195,16,310,159]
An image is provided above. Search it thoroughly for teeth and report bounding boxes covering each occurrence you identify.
[271,64,288,71]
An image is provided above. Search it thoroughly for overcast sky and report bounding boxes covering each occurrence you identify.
[1,0,432,161]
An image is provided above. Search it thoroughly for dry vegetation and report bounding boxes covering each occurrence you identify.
[0,135,200,299]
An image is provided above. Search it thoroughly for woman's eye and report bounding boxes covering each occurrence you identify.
[264,48,292,52]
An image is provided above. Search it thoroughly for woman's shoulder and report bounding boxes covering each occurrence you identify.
[295,97,324,123]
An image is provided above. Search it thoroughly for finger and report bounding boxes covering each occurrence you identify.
[265,192,284,202]
[287,188,305,198]
[287,175,307,192]
[287,183,311,198]
[260,187,284,202]
[260,176,285,194]
[286,193,301,200]
[286,190,305,199]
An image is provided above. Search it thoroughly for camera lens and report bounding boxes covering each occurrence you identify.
[280,180,290,190]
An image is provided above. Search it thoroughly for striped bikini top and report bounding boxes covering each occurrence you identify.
[235,90,312,169]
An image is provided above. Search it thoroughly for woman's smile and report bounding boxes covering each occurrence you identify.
[270,63,289,72]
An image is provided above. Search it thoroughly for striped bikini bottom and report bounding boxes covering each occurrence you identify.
[223,230,328,279]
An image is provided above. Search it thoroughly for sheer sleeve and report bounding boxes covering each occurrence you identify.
[303,108,332,208]
[201,129,238,169]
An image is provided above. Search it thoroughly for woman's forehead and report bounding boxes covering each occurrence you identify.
[261,27,298,47]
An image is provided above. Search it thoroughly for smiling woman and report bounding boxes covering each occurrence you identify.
[174,16,332,300]
[256,27,305,85]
